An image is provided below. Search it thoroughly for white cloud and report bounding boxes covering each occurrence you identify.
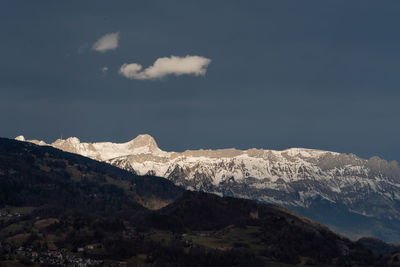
[92,32,119,52]
[119,55,211,80]
[101,66,109,73]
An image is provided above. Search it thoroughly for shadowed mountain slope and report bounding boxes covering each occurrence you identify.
[143,191,386,265]
[0,138,396,266]
[20,134,400,242]
[0,138,183,212]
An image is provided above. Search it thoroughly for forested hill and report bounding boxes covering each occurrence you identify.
[0,137,184,212]
[0,138,397,266]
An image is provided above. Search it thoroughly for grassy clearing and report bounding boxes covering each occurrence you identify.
[45,233,66,244]
[38,164,51,172]
[104,176,132,192]
[33,218,59,229]
[0,206,36,215]
[6,233,31,245]
[183,225,266,251]
[0,222,26,236]
[127,254,150,267]
[149,230,174,245]
[139,197,170,210]
[66,165,82,182]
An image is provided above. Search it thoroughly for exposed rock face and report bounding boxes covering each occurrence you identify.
[18,134,400,241]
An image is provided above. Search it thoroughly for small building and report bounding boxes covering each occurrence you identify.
[86,243,103,250]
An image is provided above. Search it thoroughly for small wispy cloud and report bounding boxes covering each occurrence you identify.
[92,32,119,52]
[101,66,109,73]
[119,55,211,80]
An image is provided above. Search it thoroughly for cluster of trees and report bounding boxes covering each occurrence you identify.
[141,191,390,266]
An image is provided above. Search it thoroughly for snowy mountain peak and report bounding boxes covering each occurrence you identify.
[53,137,81,145]
[65,137,81,144]
[127,134,159,152]
[18,134,163,161]
[15,135,25,141]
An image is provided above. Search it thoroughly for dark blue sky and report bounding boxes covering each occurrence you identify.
[1,1,399,161]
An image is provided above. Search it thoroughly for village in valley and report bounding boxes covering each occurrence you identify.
[0,206,141,266]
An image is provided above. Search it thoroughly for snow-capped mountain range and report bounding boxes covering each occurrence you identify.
[15,134,400,241]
